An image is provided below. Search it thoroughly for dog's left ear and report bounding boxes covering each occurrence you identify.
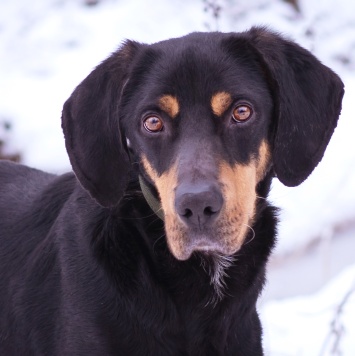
[248,27,344,187]
[62,41,141,207]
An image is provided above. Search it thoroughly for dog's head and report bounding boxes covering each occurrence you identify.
[62,27,343,261]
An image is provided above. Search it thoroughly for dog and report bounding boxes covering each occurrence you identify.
[0,27,343,355]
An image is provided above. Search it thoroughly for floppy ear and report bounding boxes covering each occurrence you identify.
[248,27,344,186]
[62,41,141,207]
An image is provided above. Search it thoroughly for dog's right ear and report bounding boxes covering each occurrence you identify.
[62,40,141,207]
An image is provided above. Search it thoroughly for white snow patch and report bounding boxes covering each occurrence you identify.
[262,264,355,355]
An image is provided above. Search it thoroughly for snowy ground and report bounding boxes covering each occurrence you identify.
[1,0,355,354]
[262,264,355,355]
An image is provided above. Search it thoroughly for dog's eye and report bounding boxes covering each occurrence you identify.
[232,105,252,122]
[143,116,164,132]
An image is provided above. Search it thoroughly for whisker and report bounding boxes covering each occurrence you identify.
[243,223,256,245]
[152,233,165,254]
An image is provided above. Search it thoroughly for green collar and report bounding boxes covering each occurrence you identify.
[138,175,164,221]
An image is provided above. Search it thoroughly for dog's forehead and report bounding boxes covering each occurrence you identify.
[151,35,251,80]
[134,33,270,107]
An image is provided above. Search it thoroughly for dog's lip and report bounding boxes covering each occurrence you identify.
[193,238,228,251]
[173,235,240,261]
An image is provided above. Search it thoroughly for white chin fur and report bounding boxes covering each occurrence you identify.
[199,253,235,306]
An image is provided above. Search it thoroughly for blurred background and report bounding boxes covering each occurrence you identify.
[0,0,354,354]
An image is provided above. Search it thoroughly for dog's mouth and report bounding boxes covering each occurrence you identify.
[163,212,253,261]
[176,234,228,260]
[175,240,237,261]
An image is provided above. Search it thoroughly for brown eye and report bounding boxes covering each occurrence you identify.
[143,116,163,132]
[232,105,252,122]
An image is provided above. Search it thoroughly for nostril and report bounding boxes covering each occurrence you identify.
[183,208,193,218]
[203,206,217,216]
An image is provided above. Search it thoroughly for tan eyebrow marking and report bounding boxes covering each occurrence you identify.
[211,91,232,117]
[158,95,180,118]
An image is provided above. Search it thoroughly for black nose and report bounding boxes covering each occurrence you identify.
[175,183,223,229]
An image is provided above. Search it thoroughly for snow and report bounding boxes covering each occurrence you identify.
[262,264,355,355]
[1,0,355,353]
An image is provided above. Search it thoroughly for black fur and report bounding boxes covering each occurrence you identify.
[0,27,343,355]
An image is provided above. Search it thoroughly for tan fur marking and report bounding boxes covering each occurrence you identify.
[141,155,177,217]
[218,162,257,251]
[141,156,186,258]
[216,140,271,251]
[211,92,232,117]
[256,140,271,182]
[158,95,180,118]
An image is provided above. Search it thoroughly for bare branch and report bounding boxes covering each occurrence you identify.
[320,282,355,355]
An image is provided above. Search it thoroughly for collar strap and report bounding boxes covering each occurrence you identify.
[138,175,164,221]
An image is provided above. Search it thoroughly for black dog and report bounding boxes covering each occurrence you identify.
[0,27,343,355]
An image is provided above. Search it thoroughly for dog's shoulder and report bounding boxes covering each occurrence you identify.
[0,160,54,192]
[0,160,77,230]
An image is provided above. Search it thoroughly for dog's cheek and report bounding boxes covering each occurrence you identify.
[141,155,177,214]
[141,155,188,258]
[218,161,257,250]
[217,140,271,251]
[255,140,271,182]
[163,216,190,260]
